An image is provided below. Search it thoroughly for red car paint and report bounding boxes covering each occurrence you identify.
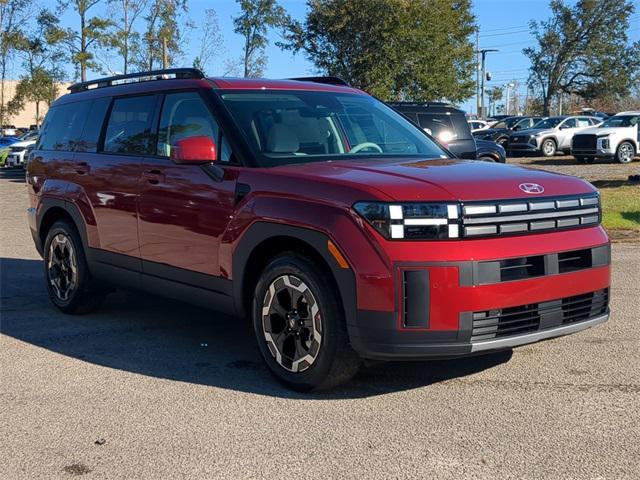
[27,75,610,367]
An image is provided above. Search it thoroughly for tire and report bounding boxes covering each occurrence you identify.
[43,219,105,314]
[252,252,361,391]
[576,156,594,164]
[478,156,496,162]
[541,138,557,157]
[616,141,636,164]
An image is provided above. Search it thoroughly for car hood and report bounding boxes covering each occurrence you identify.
[575,126,634,136]
[512,128,554,137]
[270,157,595,202]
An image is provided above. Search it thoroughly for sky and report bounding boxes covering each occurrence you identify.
[13,0,640,114]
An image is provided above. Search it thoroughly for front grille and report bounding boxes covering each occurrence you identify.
[470,288,609,342]
[461,193,600,238]
[572,134,597,150]
[509,135,530,144]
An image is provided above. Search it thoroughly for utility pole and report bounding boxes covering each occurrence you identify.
[475,32,480,116]
[478,48,498,119]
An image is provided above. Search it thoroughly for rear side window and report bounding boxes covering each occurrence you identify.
[75,97,111,152]
[103,95,156,155]
[38,102,90,151]
[418,114,458,142]
[157,91,219,158]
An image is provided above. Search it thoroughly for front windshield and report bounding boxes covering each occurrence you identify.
[599,115,639,128]
[219,90,449,166]
[533,117,564,129]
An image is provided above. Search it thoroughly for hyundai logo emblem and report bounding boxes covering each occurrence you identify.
[519,183,545,194]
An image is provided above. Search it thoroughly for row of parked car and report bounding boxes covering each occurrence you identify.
[0,130,39,167]
[471,113,640,163]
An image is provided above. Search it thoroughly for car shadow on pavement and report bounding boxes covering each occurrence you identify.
[0,168,26,183]
[1,257,512,399]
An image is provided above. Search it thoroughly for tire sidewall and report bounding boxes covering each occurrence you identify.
[252,254,344,390]
[43,220,90,312]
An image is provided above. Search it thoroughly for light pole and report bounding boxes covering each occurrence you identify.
[505,82,515,115]
[478,48,498,119]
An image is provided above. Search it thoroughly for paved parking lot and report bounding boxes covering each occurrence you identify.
[1,164,639,479]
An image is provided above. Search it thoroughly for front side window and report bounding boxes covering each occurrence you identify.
[220,90,448,167]
[103,95,156,155]
[157,91,220,158]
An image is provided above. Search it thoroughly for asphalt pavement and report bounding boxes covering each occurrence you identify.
[1,166,639,479]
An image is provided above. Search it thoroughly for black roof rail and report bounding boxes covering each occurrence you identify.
[288,76,350,86]
[68,68,205,93]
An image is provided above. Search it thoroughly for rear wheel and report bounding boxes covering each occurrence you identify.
[616,142,636,163]
[541,139,557,157]
[44,220,105,314]
[252,253,361,391]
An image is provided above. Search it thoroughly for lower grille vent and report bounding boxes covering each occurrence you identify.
[470,288,609,342]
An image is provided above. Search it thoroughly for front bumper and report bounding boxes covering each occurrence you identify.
[572,148,615,158]
[347,230,611,360]
[508,142,539,153]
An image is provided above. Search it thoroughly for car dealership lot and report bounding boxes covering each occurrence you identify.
[1,166,638,479]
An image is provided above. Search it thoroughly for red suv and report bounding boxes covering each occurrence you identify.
[27,69,611,390]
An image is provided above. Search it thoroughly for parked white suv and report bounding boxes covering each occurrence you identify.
[571,112,640,164]
[5,131,38,167]
[508,116,601,157]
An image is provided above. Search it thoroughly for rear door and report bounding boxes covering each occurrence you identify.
[83,94,159,265]
[137,90,238,281]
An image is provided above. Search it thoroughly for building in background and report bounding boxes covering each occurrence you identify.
[2,80,71,129]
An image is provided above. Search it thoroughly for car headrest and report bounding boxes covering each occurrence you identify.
[266,124,299,153]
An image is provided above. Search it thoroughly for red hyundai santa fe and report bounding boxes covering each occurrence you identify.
[26,69,610,390]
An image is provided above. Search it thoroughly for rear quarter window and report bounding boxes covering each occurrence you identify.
[38,102,90,151]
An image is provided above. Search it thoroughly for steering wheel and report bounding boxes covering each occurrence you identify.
[349,142,383,154]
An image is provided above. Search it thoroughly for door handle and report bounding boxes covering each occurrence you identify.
[75,162,90,175]
[143,169,164,185]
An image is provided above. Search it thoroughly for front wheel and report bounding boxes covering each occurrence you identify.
[616,142,636,163]
[541,139,557,157]
[252,253,361,391]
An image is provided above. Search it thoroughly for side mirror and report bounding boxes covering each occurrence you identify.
[170,136,217,163]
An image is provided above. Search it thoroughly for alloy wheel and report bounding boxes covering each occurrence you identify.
[261,275,322,373]
[47,233,78,302]
[619,143,634,163]
[543,140,555,156]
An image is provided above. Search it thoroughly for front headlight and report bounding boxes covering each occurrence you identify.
[353,202,460,240]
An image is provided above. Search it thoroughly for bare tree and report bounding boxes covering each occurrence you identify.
[192,8,223,75]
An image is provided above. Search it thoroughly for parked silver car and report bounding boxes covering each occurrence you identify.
[508,116,601,157]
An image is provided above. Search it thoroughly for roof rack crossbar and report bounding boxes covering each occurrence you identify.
[68,68,205,93]
[287,76,350,86]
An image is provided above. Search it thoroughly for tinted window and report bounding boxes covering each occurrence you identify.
[418,114,456,142]
[73,97,110,152]
[103,96,156,154]
[38,102,90,151]
[157,92,219,158]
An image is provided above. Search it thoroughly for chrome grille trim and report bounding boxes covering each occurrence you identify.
[461,194,600,238]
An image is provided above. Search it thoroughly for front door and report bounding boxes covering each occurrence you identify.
[137,91,237,280]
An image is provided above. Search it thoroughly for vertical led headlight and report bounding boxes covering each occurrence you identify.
[353,202,460,240]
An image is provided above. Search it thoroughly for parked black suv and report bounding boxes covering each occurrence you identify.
[474,116,545,147]
[389,102,505,162]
